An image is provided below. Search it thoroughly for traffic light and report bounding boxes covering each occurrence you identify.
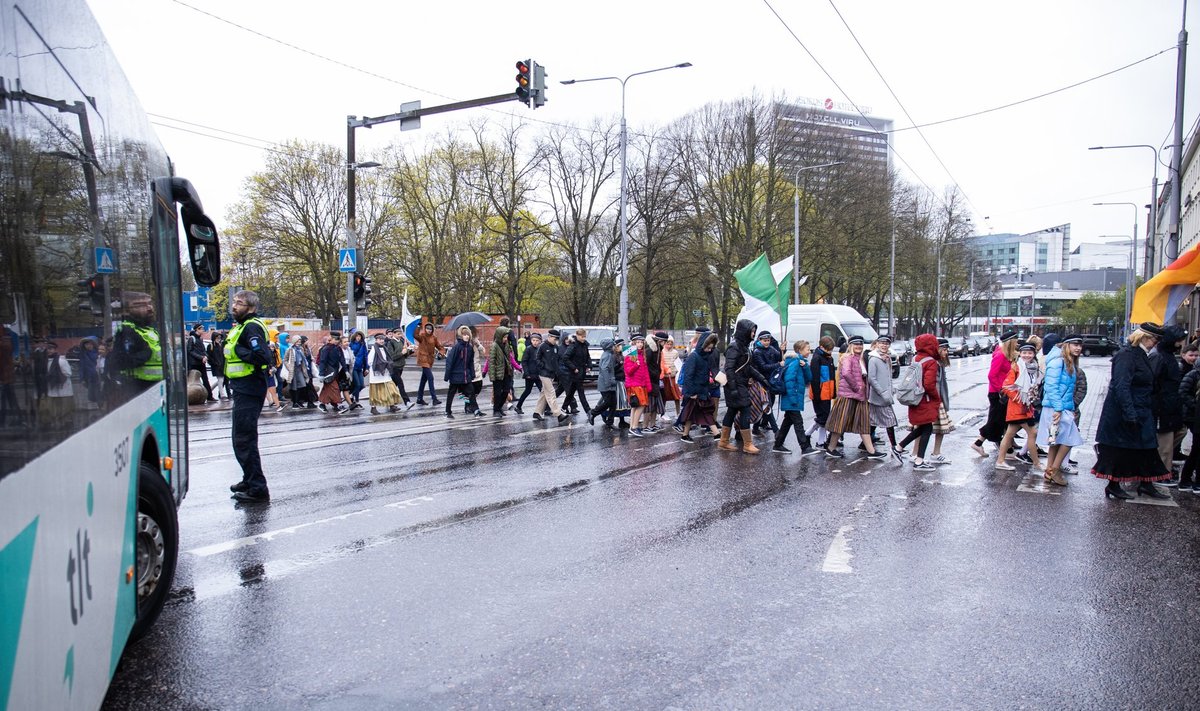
[515,59,531,106]
[76,274,103,315]
[352,272,372,312]
[530,61,547,109]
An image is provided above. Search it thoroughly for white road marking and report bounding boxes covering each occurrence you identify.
[821,524,855,574]
[954,409,986,427]
[186,495,435,557]
[191,420,493,461]
[1125,489,1181,507]
[1016,473,1062,495]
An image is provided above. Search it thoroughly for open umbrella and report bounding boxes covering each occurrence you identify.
[443,311,491,332]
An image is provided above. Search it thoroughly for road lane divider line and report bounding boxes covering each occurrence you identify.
[190,420,494,461]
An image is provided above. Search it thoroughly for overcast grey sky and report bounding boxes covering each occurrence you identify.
[88,0,1195,249]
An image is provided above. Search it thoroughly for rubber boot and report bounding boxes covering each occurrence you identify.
[739,428,760,454]
[717,426,737,451]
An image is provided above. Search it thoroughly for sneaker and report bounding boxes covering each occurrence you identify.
[318,404,328,413]
[630,428,644,438]
[1162,477,1181,488]
[1015,452,1034,465]
[1060,463,1078,475]
[1036,447,1048,457]
[532,412,544,421]
[772,445,792,453]
[231,489,270,503]
[913,461,936,471]
[681,434,694,443]
[515,407,524,414]
[970,442,987,457]
[800,445,820,456]
[405,401,416,411]
[416,400,428,406]
[673,424,684,434]
[892,447,907,459]
[824,449,844,459]
[557,413,570,424]
[1067,458,1078,466]
[275,405,285,413]
[866,451,887,460]
[928,454,951,466]
[1191,485,1200,495]
[995,461,1016,471]
[475,410,485,417]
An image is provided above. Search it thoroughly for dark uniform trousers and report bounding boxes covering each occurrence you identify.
[232,379,268,494]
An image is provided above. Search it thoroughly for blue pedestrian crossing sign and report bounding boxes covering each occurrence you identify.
[338,248,358,272]
[95,247,116,274]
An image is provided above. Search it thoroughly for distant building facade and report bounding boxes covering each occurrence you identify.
[967,225,1071,275]
[776,98,893,179]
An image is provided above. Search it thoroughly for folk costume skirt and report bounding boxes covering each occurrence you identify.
[932,404,954,434]
[1092,444,1170,483]
[868,402,898,428]
[749,381,769,423]
[368,381,402,407]
[826,397,870,435]
[681,396,717,428]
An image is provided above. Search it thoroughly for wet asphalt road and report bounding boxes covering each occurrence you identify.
[103,356,1200,710]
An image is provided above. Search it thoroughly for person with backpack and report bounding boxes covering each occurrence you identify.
[865,336,901,459]
[993,341,1043,472]
[808,336,837,447]
[972,331,1019,456]
[772,340,817,455]
[894,333,942,470]
[925,338,955,465]
[823,336,886,460]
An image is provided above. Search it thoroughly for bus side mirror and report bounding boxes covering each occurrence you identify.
[170,177,221,287]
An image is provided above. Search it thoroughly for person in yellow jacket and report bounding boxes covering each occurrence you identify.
[109,291,162,395]
[225,290,274,503]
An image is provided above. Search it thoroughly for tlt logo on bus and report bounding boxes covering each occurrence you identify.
[67,481,96,624]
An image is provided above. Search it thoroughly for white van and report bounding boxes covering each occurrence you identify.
[780,304,879,348]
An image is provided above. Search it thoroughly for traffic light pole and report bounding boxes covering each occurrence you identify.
[344,90,529,332]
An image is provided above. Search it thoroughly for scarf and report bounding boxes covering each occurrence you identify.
[371,344,390,376]
[1013,358,1042,407]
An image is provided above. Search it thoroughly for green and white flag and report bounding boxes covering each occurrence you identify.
[734,253,793,338]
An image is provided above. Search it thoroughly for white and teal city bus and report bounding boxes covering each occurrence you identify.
[0,1,222,708]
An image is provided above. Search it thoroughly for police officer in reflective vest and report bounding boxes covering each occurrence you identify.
[110,291,162,392]
[226,290,274,502]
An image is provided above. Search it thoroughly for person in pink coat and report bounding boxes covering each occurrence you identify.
[624,334,652,436]
[972,331,1019,456]
[823,336,886,460]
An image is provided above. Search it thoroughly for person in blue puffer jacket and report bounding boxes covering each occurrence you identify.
[1037,335,1084,486]
[772,340,817,455]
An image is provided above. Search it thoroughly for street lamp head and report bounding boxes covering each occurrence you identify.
[676,62,693,68]
[559,79,576,85]
[1088,146,1106,150]
[349,161,382,170]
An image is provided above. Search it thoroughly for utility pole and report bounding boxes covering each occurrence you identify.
[1167,1,1188,264]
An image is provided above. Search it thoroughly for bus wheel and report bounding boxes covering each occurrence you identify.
[131,461,178,641]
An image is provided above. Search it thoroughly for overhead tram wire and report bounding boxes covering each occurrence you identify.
[759,0,949,210]
[169,0,1178,157]
[826,0,981,218]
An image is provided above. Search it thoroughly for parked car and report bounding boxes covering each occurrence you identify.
[968,332,995,354]
[945,337,970,358]
[890,340,913,377]
[1079,334,1119,357]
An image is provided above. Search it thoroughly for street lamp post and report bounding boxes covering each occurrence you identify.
[560,62,692,339]
[792,161,842,305]
[343,139,381,332]
[1089,145,1159,275]
[1094,202,1139,336]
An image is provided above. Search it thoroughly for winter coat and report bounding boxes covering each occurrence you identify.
[46,355,72,398]
[722,319,768,409]
[207,338,225,373]
[1041,347,1077,412]
[350,339,368,374]
[1181,367,1200,428]
[521,340,541,380]
[537,340,561,379]
[809,347,836,401]
[488,326,517,382]
[987,347,1012,393]
[752,341,782,378]
[907,334,942,426]
[284,343,310,389]
[471,340,486,382]
[1148,342,1185,432]
[624,349,652,389]
[318,342,344,379]
[836,352,868,402]
[415,328,444,368]
[683,338,719,398]
[187,332,207,367]
[865,350,894,406]
[663,347,680,377]
[1073,367,1088,410]
[384,337,411,373]
[596,340,617,393]
[443,337,475,385]
[780,352,812,412]
[366,345,393,385]
[1003,359,1042,422]
[562,338,590,382]
[1096,344,1158,449]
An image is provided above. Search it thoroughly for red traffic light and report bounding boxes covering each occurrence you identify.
[516,60,530,74]
[515,59,532,106]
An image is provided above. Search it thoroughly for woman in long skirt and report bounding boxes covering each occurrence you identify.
[927,338,956,464]
[824,336,886,459]
[1092,324,1171,499]
[994,342,1042,472]
[366,333,402,414]
[680,333,720,442]
[865,336,900,458]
